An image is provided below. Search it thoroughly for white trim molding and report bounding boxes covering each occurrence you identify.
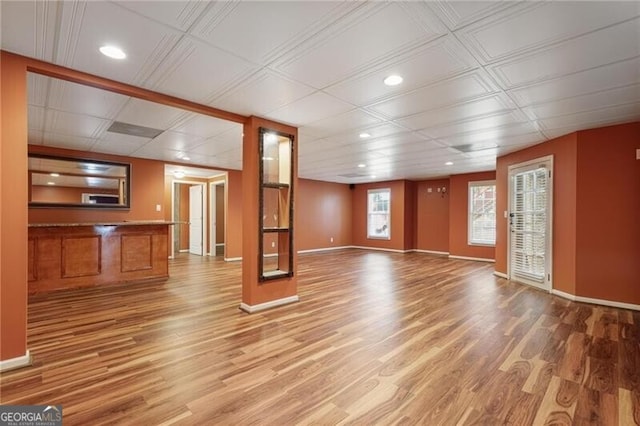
[224,257,242,262]
[494,271,509,279]
[351,245,412,254]
[413,249,449,256]
[239,295,300,313]
[0,350,31,372]
[449,255,495,263]
[552,290,640,311]
[298,246,352,254]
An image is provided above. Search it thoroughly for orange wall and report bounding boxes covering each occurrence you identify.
[415,178,450,253]
[215,184,225,245]
[1,52,29,361]
[31,185,118,204]
[403,181,416,251]
[496,133,578,294]
[297,178,352,251]
[575,122,640,304]
[28,145,165,224]
[449,171,496,260]
[226,170,243,259]
[178,184,190,250]
[352,180,409,251]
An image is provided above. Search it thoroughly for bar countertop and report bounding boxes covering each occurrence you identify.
[28,220,178,227]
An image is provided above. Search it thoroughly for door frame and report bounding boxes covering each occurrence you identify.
[209,177,227,257]
[507,155,554,292]
[170,179,207,259]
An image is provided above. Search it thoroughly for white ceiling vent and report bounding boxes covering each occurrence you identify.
[107,121,163,139]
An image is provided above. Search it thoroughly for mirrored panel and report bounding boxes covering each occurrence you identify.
[29,154,130,208]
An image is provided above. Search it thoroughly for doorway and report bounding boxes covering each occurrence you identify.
[507,155,553,292]
[210,181,226,257]
[172,181,206,258]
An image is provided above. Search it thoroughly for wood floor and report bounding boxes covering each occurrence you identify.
[1,250,638,425]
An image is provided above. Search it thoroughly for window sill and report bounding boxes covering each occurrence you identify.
[468,242,495,247]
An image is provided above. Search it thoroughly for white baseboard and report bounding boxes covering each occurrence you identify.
[0,350,31,372]
[215,243,225,247]
[239,295,299,313]
[178,249,189,253]
[298,246,351,254]
[449,255,495,263]
[224,257,242,262]
[551,289,640,311]
[494,271,509,279]
[351,245,412,254]
[413,249,449,256]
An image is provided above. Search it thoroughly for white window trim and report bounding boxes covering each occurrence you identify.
[468,180,496,247]
[367,188,391,240]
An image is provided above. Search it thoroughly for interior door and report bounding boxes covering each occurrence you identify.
[189,184,203,256]
[508,157,553,291]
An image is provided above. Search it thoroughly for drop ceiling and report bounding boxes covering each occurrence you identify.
[2,1,639,183]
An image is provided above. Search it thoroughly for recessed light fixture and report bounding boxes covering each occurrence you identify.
[445,161,453,166]
[50,172,59,177]
[181,156,190,161]
[357,163,366,168]
[173,171,185,178]
[371,175,377,179]
[99,45,126,60]
[47,181,55,185]
[359,132,371,139]
[383,75,403,86]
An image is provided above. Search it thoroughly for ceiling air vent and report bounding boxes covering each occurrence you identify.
[450,143,498,153]
[338,173,368,178]
[107,121,163,139]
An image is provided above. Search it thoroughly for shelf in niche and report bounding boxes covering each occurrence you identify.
[262,270,293,280]
[263,227,289,233]
[262,182,290,189]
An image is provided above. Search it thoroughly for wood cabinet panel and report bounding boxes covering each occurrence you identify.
[28,224,170,293]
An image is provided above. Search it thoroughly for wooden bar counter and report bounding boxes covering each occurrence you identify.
[28,221,172,293]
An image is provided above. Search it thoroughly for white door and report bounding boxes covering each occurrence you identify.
[508,156,553,291]
[189,185,203,255]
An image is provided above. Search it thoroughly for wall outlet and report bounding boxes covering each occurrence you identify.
[155,204,161,212]
[330,237,334,243]
[427,187,432,193]
[437,187,441,192]
[636,148,640,160]
[271,242,275,248]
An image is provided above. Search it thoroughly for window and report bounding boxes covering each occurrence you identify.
[367,188,391,239]
[469,181,496,246]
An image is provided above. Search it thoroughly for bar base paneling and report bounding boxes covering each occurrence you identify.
[28,223,169,293]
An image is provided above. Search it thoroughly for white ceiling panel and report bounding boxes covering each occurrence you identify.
[191,1,348,65]
[458,2,640,63]
[114,1,208,32]
[146,36,259,103]
[427,1,525,31]
[28,106,46,131]
[537,103,640,131]
[508,56,640,107]
[66,2,183,85]
[47,78,129,119]
[28,130,44,145]
[441,124,545,147]
[27,73,50,107]
[189,138,239,157]
[213,70,316,116]
[265,91,353,126]
[0,0,58,61]
[274,3,445,88]
[367,71,497,119]
[522,84,640,121]
[324,36,477,105]
[171,114,238,139]
[116,98,186,130]
[489,18,640,89]
[45,110,110,139]
[397,94,516,131]
[303,109,382,139]
[142,131,204,152]
[41,132,97,152]
[92,132,151,156]
[421,111,529,139]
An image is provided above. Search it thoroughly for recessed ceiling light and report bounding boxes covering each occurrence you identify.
[181,156,190,161]
[47,181,55,185]
[371,175,377,179]
[445,161,453,166]
[50,172,59,177]
[383,75,403,86]
[99,45,126,60]
[357,163,366,168]
[359,132,371,139]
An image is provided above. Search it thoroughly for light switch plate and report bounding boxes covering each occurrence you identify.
[636,148,640,160]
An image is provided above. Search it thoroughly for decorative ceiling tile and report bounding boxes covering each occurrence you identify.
[264,91,353,126]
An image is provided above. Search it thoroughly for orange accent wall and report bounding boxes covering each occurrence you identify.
[226,170,243,260]
[449,171,496,260]
[28,145,165,224]
[496,133,578,294]
[403,181,416,251]
[415,179,450,253]
[178,185,190,251]
[215,184,225,247]
[1,52,29,361]
[297,179,352,251]
[575,122,640,304]
[351,180,410,251]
